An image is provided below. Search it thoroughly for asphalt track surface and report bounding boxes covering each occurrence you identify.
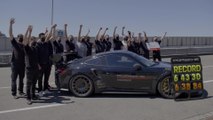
[0,55,212,120]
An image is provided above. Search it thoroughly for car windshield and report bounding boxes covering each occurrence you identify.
[131,53,155,67]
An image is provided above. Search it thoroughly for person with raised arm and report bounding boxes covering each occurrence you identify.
[51,24,64,93]
[126,31,136,53]
[23,25,39,105]
[152,32,167,62]
[138,32,146,57]
[64,24,75,52]
[84,29,93,56]
[104,33,112,52]
[132,32,140,54]
[121,26,129,50]
[95,27,103,53]
[52,24,64,56]
[64,24,80,62]
[75,24,87,58]
[99,27,108,52]
[113,26,123,50]
[9,18,26,99]
[36,24,56,97]
[142,31,150,59]
[101,28,111,52]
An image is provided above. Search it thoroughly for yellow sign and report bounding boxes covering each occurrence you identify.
[171,56,204,100]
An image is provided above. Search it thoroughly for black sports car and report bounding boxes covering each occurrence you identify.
[56,50,174,98]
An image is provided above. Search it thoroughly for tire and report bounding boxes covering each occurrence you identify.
[157,75,175,99]
[69,74,94,97]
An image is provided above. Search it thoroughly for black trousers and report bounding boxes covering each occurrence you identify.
[11,63,25,96]
[153,51,161,61]
[55,63,61,91]
[144,52,150,59]
[26,68,38,100]
[38,64,51,92]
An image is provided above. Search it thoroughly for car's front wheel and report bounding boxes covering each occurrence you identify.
[157,75,175,99]
[69,74,94,97]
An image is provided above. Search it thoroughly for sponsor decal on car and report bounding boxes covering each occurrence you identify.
[116,75,153,82]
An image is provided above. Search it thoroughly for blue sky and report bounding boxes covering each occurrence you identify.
[0,0,212,37]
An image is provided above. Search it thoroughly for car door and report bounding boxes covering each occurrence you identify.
[103,53,153,90]
[84,56,117,89]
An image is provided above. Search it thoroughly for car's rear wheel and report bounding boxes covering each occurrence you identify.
[157,75,175,99]
[69,75,94,97]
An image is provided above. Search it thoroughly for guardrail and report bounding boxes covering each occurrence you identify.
[1,36,213,67]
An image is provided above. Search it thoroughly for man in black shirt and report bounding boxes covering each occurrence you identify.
[142,31,150,59]
[104,35,112,52]
[64,24,80,62]
[84,29,93,56]
[95,27,103,53]
[113,26,123,50]
[9,18,25,99]
[100,28,111,52]
[53,36,64,54]
[23,25,39,105]
[65,35,75,52]
[126,31,135,53]
[137,33,146,56]
[52,25,64,92]
[152,32,167,62]
[37,24,56,96]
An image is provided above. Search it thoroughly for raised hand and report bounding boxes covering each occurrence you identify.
[52,24,57,28]
[45,27,48,34]
[9,18,15,39]
[10,18,15,25]
[28,25,33,32]
[128,31,131,35]
[64,24,68,28]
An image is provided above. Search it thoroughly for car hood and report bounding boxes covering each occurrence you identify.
[150,61,171,70]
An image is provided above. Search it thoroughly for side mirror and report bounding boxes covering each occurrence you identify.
[133,64,142,71]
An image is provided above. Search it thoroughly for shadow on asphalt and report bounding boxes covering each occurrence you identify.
[33,88,212,102]
[32,89,74,104]
[90,93,162,99]
[36,88,163,99]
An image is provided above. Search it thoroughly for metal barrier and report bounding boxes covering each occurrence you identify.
[1,36,213,66]
[160,37,213,47]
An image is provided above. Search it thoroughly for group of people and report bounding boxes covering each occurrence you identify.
[9,18,166,105]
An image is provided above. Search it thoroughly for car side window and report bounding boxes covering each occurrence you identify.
[85,56,106,66]
[106,54,138,68]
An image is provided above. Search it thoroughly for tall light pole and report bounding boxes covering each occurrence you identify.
[51,0,54,25]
